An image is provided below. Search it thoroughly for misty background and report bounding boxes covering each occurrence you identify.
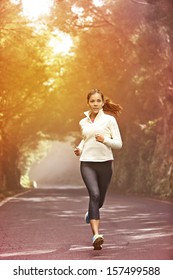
[29,139,83,187]
[1,0,172,200]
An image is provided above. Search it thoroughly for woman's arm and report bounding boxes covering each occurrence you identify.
[103,118,122,149]
[74,139,84,156]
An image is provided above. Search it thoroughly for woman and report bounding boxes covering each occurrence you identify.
[74,88,122,250]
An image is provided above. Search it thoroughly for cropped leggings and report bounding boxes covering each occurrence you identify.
[80,161,113,220]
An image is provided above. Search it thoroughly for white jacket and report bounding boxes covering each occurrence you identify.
[77,109,122,162]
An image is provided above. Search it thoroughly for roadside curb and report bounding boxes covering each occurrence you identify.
[0,189,32,208]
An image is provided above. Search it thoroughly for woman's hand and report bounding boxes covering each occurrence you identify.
[95,133,105,143]
[74,147,81,156]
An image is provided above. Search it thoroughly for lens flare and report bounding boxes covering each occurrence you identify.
[21,0,54,20]
[92,0,104,7]
[48,30,74,56]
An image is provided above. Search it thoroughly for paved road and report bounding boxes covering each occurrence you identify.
[0,185,173,260]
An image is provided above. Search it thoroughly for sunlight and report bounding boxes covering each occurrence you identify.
[92,0,104,7]
[48,30,74,56]
[10,0,20,4]
[71,4,94,27]
[71,5,84,16]
[21,0,54,20]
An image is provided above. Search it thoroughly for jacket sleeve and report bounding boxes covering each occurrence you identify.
[77,139,85,151]
[76,121,85,151]
[103,118,122,149]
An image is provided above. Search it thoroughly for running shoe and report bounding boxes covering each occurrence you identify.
[92,234,104,250]
[85,211,90,224]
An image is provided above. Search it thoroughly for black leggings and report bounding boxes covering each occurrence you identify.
[80,161,113,220]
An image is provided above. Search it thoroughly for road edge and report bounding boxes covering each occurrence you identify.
[0,189,32,208]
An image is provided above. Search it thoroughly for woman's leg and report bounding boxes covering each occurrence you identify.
[80,162,100,236]
[90,219,100,235]
[91,161,112,249]
[80,162,100,219]
[89,162,112,236]
[80,161,113,222]
[97,161,113,209]
[80,161,112,249]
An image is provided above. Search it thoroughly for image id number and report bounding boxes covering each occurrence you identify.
[107,266,160,276]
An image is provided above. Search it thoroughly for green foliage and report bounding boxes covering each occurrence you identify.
[0,0,172,197]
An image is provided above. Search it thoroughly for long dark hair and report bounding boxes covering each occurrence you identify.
[87,88,122,117]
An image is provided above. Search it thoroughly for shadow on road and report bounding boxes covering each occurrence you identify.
[0,186,173,260]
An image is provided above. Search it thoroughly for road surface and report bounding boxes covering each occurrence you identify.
[0,185,173,260]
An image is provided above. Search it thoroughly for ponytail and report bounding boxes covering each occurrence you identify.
[103,98,123,118]
[87,88,123,118]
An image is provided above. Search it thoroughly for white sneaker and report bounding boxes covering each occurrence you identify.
[92,234,104,250]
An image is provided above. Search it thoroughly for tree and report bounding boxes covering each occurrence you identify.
[1,0,172,198]
[0,0,60,191]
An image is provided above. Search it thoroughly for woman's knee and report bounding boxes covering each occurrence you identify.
[90,192,100,203]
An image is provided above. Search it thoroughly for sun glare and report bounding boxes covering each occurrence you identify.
[10,0,20,4]
[71,5,84,16]
[92,0,104,7]
[48,30,74,56]
[21,0,54,20]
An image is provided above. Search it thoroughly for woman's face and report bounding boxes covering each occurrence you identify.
[88,93,104,115]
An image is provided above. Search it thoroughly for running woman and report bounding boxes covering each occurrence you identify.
[74,88,122,250]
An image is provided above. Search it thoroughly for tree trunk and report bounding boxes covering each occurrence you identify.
[1,132,21,192]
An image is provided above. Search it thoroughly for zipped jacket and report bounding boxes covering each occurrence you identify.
[77,109,122,162]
